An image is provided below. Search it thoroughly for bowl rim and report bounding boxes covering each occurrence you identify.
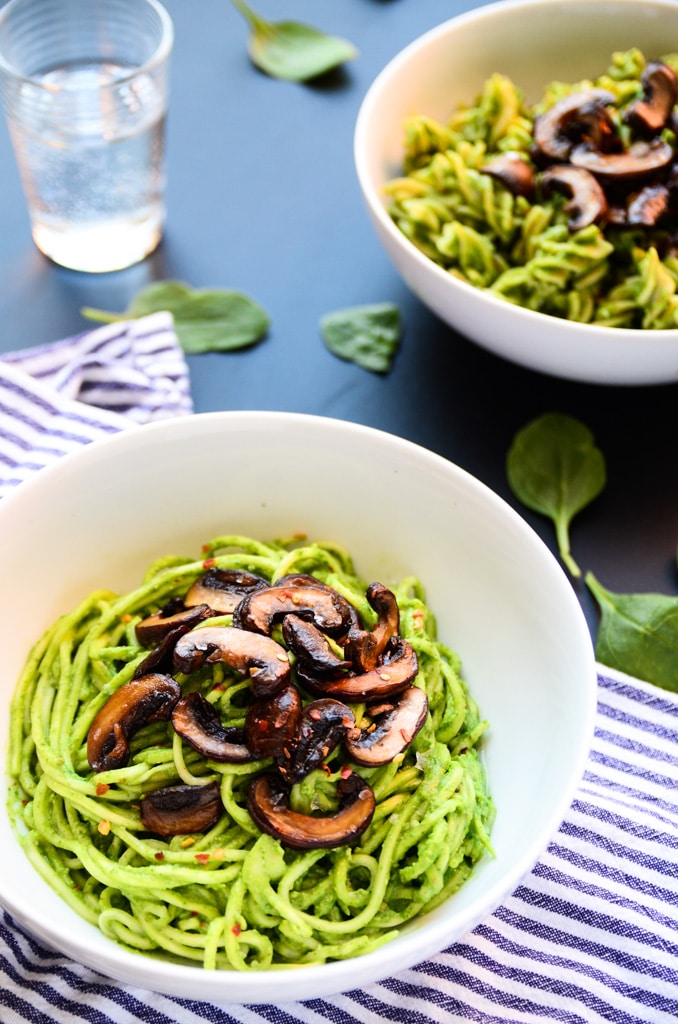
[0,410,599,1001]
[353,0,678,343]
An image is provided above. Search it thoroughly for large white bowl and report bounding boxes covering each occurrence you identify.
[0,412,596,1002]
[354,0,678,386]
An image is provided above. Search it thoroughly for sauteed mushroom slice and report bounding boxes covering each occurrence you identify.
[570,138,674,179]
[135,602,213,648]
[625,60,678,137]
[540,164,608,231]
[140,781,223,836]
[173,625,291,698]
[345,582,400,674]
[87,673,181,772]
[298,637,419,702]
[626,182,671,225]
[281,614,351,675]
[246,771,375,850]
[344,686,429,767]
[184,568,269,615]
[245,683,302,761]
[282,698,356,784]
[480,152,536,199]
[171,692,253,762]
[233,580,354,639]
[533,89,619,161]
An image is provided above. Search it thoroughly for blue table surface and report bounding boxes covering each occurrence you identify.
[0,0,676,640]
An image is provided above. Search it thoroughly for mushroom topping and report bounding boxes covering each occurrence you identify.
[624,60,678,137]
[246,771,375,850]
[344,582,400,674]
[533,89,619,161]
[626,182,671,226]
[281,698,356,783]
[140,781,223,836]
[172,625,291,698]
[244,682,302,762]
[344,686,429,767]
[480,152,536,199]
[184,567,269,615]
[233,580,354,639]
[540,164,609,231]
[87,673,181,772]
[298,637,419,702]
[281,614,351,675]
[570,138,674,179]
[135,602,213,648]
[171,692,254,762]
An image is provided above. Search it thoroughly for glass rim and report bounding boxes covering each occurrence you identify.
[0,0,174,87]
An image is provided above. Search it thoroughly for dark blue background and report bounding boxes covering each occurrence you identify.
[0,0,676,639]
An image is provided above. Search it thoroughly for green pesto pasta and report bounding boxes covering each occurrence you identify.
[7,535,493,970]
[385,49,678,328]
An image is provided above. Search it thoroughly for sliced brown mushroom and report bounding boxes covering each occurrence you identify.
[540,164,609,231]
[171,692,254,762]
[87,673,181,772]
[184,568,269,615]
[246,771,375,850]
[233,580,354,639]
[570,138,674,179]
[624,60,678,137]
[480,152,536,199]
[344,686,429,767]
[626,182,671,225]
[245,682,302,762]
[140,781,223,836]
[298,636,419,702]
[281,698,356,783]
[135,602,213,648]
[281,614,351,675]
[344,582,400,674]
[172,625,291,698]
[533,89,619,161]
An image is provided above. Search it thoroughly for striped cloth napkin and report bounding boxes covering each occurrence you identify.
[0,320,676,1024]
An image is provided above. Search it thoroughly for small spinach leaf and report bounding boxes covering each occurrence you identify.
[231,0,357,82]
[320,303,402,373]
[507,413,606,577]
[82,281,270,355]
[586,573,678,692]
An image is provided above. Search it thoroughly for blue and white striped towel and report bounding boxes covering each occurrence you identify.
[0,321,676,1024]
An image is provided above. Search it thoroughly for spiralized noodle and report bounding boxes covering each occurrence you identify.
[8,535,493,970]
[385,50,678,328]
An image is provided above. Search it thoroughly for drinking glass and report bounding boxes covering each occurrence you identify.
[0,0,173,273]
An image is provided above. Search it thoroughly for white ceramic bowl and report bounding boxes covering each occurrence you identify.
[0,412,596,1002]
[354,0,678,386]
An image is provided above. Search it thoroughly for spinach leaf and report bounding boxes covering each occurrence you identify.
[507,413,606,577]
[230,0,357,82]
[320,303,402,373]
[586,573,678,692]
[82,281,270,355]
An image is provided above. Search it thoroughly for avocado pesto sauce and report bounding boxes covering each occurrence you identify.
[7,535,493,970]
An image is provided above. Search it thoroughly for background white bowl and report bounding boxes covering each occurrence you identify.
[354,0,678,386]
[0,412,596,1002]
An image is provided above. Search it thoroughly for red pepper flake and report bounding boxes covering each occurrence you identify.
[201,543,211,553]
[154,851,165,861]
[202,557,216,569]
[194,852,210,864]
[231,923,242,937]
[120,613,132,624]
[321,763,332,776]
[340,764,353,780]
[96,782,110,796]
[212,683,226,692]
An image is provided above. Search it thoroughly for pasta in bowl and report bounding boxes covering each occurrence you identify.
[354,0,678,384]
[0,411,596,1001]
